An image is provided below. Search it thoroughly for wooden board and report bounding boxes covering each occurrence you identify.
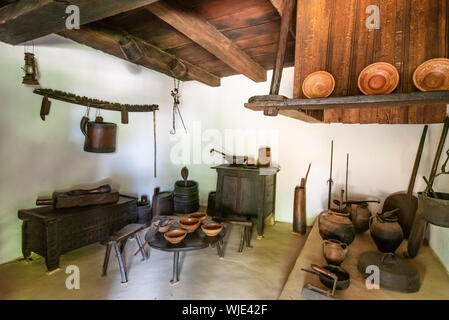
[294,0,449,124]
[102,0,293,78]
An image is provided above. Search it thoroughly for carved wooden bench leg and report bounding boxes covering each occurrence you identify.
[113,243,128,283]
[102,243,112,277]
[246,225,253,248]
[238,226,245,253]
[135,233,147,261]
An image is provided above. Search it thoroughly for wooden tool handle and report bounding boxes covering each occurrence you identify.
[407,125,428,195]
[311,264,336,279]
[67,184,111,196]
[428,117,449,189]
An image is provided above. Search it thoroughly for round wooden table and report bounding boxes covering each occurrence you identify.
[145,216,225,285]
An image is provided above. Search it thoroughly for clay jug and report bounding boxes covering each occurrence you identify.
[323,239,348,266]
[350,203,372,233]
[370,209,403,253]
[318,210,355,245]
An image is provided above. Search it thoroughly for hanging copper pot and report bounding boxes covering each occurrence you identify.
[81,116,117,153]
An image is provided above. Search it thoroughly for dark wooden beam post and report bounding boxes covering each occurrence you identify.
[59,23,220,87]
[269,0,296,40]
[146,1,267,83]
[270,0,295,95]
[0,0,160,45]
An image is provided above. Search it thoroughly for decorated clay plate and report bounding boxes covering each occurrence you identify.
[358,62,399,95]
[302,71,335,98]
[413,58,449,92]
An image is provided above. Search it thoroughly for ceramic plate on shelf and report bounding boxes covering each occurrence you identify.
[358,62,399,95]
[302,71,335,98]
[413,58,449,92]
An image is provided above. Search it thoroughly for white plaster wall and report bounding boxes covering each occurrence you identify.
[0,35,220,264]
[209,69,449,272]
[0,35,448,273]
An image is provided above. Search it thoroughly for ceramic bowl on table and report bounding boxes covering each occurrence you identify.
[164,229,187,244]
[179,217,200,233]
[201,223,223,237]
[158,219,174,233]
[189,212,207,222]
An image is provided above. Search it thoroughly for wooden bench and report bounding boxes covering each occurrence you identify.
[212,216,253,253]
[102,223,147,283]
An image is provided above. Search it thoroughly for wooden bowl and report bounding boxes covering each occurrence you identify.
[358,62,399,95]
[189,212,207,222]
[179,217,200,233]
[302,71,335,98]
[164,229,187,244]
[413,58,449,91]
[158,219,174,233]
[201,223,223,237]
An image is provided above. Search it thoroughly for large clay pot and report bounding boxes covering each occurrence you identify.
[370,209,403,253]
[323,239,348,266]
[350,203,372,233]
[318,210,356,245]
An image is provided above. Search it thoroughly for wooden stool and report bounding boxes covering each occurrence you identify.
[213,216,253,253]
[102,223,147,283]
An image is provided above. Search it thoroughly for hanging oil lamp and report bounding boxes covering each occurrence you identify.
[22,52,39,86]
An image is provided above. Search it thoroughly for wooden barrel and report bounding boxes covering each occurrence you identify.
[174,180,199,213]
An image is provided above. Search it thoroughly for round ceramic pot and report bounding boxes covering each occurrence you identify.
[369,211,403,253]
[322,239,348,266]
[350,203,372,233]
[318,210,355,245]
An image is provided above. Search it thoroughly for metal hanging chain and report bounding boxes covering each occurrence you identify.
[169,78,187,135]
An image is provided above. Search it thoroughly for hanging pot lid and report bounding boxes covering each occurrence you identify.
[413,58,449,92]
[357,251,421,293]
[302,71,335,98]
[358,62,399,95]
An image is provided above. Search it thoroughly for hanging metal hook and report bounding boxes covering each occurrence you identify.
[170,78,187,135]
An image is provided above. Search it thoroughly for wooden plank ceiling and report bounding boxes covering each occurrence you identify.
[0,0,295,87]
[99,0,295,80]
[294,0,449,124]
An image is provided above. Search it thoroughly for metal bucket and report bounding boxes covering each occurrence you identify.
[420,192,449,227]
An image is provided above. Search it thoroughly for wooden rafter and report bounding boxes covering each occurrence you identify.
[59,22,220,87]
[0,0,160,45]
[146,1,267,83]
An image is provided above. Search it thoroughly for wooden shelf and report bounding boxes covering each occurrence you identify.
[245,92,449,124]
[246,91,449,112]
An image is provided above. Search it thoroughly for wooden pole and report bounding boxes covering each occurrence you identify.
[153,110,157,178]
[270,0,295,95]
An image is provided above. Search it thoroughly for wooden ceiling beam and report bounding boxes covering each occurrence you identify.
[269,0,296,40]
[58,23,220,87]
[146,1,267,83]
[0,0,160,45]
